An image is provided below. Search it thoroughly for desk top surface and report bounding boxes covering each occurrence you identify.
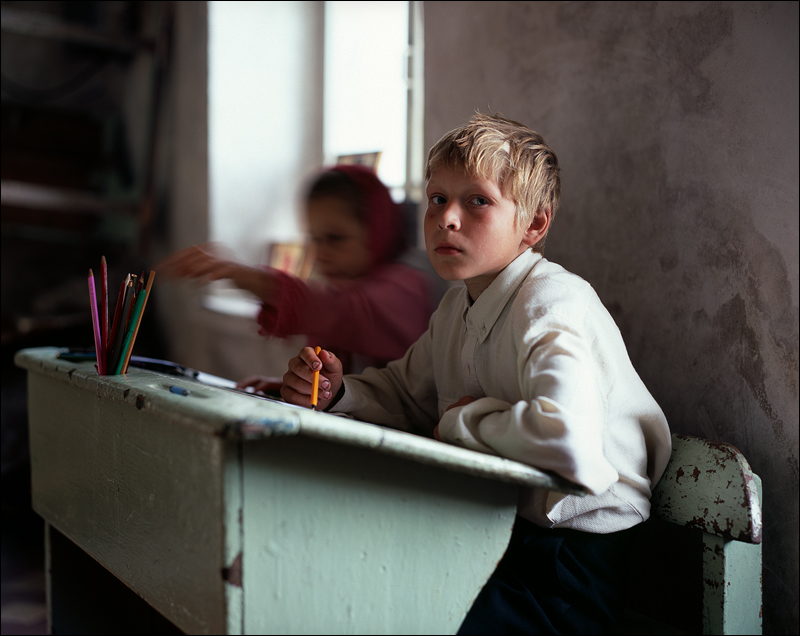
[16,346,586,495]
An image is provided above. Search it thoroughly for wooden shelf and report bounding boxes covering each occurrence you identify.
[1,180,137,215]
[1,180,140,244]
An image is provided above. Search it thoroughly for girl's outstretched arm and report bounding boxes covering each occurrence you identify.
[154,243,278,305]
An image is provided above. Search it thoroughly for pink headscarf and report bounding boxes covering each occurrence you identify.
[328,164,407,268]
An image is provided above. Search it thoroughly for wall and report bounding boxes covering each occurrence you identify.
[423,1,798,634]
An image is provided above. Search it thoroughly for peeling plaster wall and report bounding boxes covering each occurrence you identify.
[423,1,798,633]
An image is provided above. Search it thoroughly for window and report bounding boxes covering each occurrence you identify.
[207,1,424,267]
[324,0,411,202]
[207,1,322,266]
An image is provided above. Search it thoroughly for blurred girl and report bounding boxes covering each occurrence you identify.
[156,164,444,390]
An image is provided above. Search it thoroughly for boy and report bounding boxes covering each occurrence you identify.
[282,113,672,634]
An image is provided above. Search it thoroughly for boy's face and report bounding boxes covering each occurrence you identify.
[424,166,543,300]
[307,195,371,281]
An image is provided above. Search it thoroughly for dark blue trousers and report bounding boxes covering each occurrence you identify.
[458,516,638,635]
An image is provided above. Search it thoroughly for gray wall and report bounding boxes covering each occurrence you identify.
[423,1,798,633]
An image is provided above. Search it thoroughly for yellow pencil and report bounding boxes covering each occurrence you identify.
[311,346,321,410]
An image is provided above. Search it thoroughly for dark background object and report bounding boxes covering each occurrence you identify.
[1,6,173,632]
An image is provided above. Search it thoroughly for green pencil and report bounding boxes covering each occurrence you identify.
[108,277,133,373]
[120,271,156,374]
[114,287,148,375]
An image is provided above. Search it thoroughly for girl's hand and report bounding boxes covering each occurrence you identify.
[154,243,238,283]
[154,243,277,302]
[446,395,478,411]
[434,395,478,441]
[281,347,344,410]
[236,375,283,396]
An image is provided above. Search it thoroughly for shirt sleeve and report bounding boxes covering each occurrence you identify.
[330,322,440,436]
[436,305,621,496]
[257,264,433,363]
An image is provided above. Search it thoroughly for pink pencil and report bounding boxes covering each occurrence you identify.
[101,256,108,358]
[88,269,104,375]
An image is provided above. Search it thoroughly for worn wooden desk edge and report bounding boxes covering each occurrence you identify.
[15,346,586,495]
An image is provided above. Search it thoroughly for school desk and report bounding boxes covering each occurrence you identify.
[15,346,585,635]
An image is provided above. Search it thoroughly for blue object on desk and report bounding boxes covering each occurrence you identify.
[169,386,191,396]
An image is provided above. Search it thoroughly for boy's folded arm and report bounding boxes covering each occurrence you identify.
[437,398,618,495]
[437,327,620,495]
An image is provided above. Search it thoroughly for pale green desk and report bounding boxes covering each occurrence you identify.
[15,347,584,635]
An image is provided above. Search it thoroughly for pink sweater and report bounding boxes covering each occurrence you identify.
[257,262,435,372]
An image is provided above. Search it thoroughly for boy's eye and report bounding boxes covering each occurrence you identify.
[469,196,489,206]
[429,195,446,205]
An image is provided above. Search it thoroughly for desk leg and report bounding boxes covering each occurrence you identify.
[45,523,182,635]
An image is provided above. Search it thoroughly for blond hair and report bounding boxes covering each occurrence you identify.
[425,112,561,252]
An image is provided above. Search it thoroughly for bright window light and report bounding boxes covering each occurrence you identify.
[208,1,320,262]
[324,1,409,200]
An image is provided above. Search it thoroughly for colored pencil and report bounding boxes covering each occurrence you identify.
[311,345,321,410]
[123,276,138,326]
[101,256,108,361]
[88,269,104,375]
[115,290,147,375]
[121,271,156,374]
[109,279,134,373]
[107,276,128,372]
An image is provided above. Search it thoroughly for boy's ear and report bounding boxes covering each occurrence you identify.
[521,207,551,246]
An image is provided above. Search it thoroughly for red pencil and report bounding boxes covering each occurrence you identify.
[107,276,128,372]
[110,277,134,373]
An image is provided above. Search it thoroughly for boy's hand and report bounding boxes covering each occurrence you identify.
[434,395,478,440]
[281,347,343,410]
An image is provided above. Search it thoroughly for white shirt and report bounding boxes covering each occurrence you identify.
[332,250,672,533]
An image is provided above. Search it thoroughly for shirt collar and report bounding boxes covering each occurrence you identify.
[462,250,543,343]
